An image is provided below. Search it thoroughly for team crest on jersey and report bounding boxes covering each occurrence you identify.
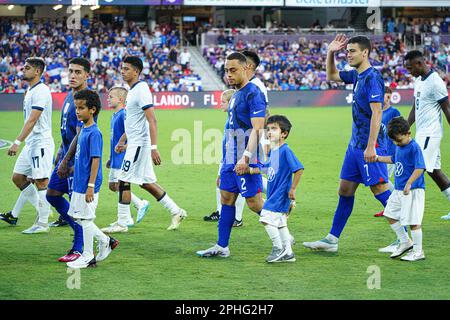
[395,162,404,177]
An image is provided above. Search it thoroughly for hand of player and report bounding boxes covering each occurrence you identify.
[364,146,377,163]
[86,187,94,203]
[288,187,296,201]
[57,158,70,178]
[403,183,411,195]
[7,143,19,156]
[328,34,347,53]
[216,176,220,188]
[235,156,249,175]
[115,142,127,153]
[152,149,162,166]
[106,160,111,169]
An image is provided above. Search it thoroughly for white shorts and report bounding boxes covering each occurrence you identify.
[68,192,99,220]
[383,189,425,226]
[259,209,288,228]
[118,145,157,185]
[415,135,441,173]
[387,163,395,178]
[108,168,121,183]
[13,142,55,180]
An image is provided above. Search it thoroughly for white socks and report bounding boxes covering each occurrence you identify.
[326,233,339,244]
[235,195,245,221]
[443,186,450,201]
[390,222,411,243]
[79,219,109,260]
[130,193,143,209]
[264,224,283,250]
[159,193,182,216]
[37,189,51,224]
[411,228,423,253]
[118,203,132,227]
[11,183,39,218]
[279,227,293,255]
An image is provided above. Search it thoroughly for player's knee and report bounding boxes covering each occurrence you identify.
[12,173,27,189]
[109,182,119,192]
[370,183,388,195]
[46,188,64,197]
[118,181,131,203]
[34,178,48,190]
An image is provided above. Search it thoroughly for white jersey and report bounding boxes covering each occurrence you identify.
[414,71,449,138]
[250,76,269,104]
[124,81,154,147]
[23,82,53,147]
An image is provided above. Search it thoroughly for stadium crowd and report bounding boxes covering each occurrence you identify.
[204,32,450,91]
[0,18,203,93]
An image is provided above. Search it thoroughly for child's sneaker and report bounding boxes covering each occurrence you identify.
[277,252,296,263]
[266,247,287,263]
[67,255,96,269]
[400,250,425,261]
[378,239,400,253]
[390,240,414,258]
[96,237,119,262]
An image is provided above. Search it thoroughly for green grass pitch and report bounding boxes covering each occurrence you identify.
[0,106,449,300]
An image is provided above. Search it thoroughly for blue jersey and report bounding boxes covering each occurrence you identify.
[391,139,425,190]
[382,106,401,156]
[222,82,266,172]
[262,144,304,213]
[60,91,82,156]
[339,67,386,150]
[73,124,103,194]
[110,108,126,169]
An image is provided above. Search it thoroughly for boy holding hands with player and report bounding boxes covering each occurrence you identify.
[375,116,426,261]
[239,115,303,263]
[67,89,119,269]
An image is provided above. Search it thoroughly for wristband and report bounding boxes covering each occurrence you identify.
[249,167,254,174]
[151,145,158,150]
[375,155,379,162]
[14,139,22,146]
[243,150,252,158]
[88,183,95,188]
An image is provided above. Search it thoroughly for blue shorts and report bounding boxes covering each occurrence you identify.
[340,145,388,186]
[220,170,262,198]
[48,159,73,197]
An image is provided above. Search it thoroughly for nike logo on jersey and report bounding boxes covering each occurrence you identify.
[253,110,264,115]
[371,94,380,98]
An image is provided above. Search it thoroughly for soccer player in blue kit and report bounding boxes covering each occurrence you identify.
[197,52,266,258]
[303,35,391,253]
[46,58,91,263]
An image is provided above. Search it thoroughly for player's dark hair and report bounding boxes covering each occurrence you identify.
[348,36,371,52]
[267,115,292,139]
[25,57,45,75]
[69,57,91,73]
[404,50,423,61]
[387,116,410,140]
[74,89,102,117]
[226,52,247,65]
[385,86,392,94]
[123,56,143,74]
[241,50,260,69]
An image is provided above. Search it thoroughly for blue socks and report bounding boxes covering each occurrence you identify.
[375,189,391,207]
[330,195,355,238]
[46,195,83,252]
[217,204,236,248]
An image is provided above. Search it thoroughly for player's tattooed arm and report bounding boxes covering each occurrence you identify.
[57,127,80,178]
[439,98,450,125]
[144,107,161,166]
[364,102,383,163]
[8,109,42,156]
[289,169,304,201]
[408,100,416,126]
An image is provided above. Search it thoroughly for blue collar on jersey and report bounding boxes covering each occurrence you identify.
[249,75,256,81]
[357,66,373,79]
[129,80,143,90]
[29,81,42,91]
[421,69,434,81]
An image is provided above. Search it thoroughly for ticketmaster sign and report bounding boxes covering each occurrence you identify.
[285,0,381,6]
[183,0,283,5]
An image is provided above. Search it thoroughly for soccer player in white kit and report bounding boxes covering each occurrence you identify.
[0,58,55,233]
[404,50,450,220]
[102,56,187,233]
